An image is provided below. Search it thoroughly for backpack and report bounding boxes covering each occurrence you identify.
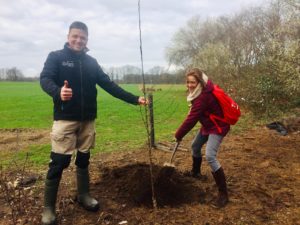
[209,85,241,133]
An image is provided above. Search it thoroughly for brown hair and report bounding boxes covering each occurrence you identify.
[69,21,88,35]
[185,68,206,88]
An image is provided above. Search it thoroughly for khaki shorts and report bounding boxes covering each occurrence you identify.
[50,120,96,155]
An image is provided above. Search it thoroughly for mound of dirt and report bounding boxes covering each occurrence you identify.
[98,163,200,207]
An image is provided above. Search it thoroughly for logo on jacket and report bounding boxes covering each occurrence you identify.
[62,61,74,67]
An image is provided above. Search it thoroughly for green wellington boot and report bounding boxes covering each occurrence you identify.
[41,178,61,225]
[76,167,99,211]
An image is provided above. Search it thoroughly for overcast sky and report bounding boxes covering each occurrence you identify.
[0,0,266,77]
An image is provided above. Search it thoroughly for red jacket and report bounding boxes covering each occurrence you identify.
[175,80,230,140]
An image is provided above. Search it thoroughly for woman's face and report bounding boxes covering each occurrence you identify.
[186,75,199,93]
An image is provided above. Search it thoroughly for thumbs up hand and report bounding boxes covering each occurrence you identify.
[64,80,69,88]
[60,80,72,101]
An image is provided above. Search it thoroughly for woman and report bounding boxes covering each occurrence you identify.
[175,68,230,208]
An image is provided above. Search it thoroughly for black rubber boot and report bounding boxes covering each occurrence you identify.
[185,157,207,180]
[76,167,99,211]
[211,167,229,208]
[41,178,61,225]
[192,156,201,176]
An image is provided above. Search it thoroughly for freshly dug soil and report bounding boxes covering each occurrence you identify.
[0,126,300,225]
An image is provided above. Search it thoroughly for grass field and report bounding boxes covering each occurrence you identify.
[0,82,191,164]
[0,81,250,166]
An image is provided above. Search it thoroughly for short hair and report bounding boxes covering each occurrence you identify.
[69,21,88,35]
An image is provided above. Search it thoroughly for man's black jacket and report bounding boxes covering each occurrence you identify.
[40,44,139,121]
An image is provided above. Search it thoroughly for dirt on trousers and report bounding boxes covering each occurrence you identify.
[0,126,300,225]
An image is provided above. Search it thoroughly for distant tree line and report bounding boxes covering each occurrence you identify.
[0,65,185,84]
[165,0,300,116]
[119,72,185,84]
[0,67,39,81]
[104,65,185,84]
[0,67,24,81]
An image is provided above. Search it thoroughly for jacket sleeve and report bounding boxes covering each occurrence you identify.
[175,95,208,140]
[40,52,61,104]
[95,64,139,105]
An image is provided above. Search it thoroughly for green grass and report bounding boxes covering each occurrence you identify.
[0,82,188,166]
[0,82,255,167]
[8,144,51,167]
[0,82,53,128]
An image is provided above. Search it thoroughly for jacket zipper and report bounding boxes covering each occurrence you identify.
[79,60,84,120]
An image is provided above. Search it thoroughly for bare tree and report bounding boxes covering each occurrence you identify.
[165,0,300,116]
[6,67,24,81]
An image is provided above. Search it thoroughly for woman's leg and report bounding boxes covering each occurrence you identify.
[188,132,208,178]
[205,134,229,208]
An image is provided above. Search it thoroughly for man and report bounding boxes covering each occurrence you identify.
[40,21,147,225]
